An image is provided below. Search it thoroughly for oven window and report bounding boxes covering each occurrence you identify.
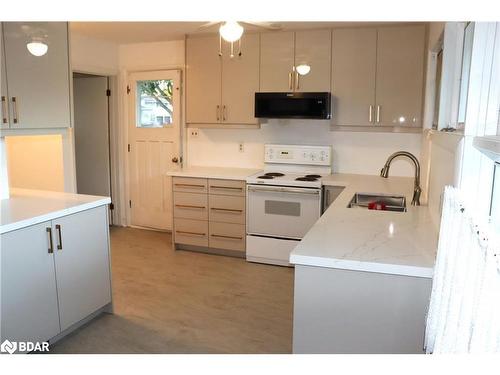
[265,200,301,217]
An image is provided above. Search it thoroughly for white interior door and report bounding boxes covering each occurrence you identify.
[73,74,111,198]
[128,70,181,230]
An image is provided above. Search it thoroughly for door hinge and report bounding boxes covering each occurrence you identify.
[128,144,131,152]
[129,200,132,208]
[126,85,131,94]
[106,89,111,96]
[109,202,114,210]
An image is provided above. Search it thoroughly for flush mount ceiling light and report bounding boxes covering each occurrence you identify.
[296,64,311,76]
[219,21,244,42]
[26,37,48,57]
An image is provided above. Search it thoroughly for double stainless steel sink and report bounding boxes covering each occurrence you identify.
[348,193,407,212]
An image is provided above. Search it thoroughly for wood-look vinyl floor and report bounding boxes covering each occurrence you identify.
[49,227,294,354]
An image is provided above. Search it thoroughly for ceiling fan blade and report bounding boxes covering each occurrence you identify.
[196,21,222,32]
[240,21,282,30]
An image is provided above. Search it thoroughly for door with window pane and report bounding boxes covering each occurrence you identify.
[128,70,181,230]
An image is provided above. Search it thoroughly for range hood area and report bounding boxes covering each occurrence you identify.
[254,92,332,120]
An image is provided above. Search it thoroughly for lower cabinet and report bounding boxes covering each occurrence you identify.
[173,177,246,255]
[0,205,112,346]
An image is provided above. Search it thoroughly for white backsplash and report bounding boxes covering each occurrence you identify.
[187,121,423,177]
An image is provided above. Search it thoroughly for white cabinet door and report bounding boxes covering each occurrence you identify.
[186,36,222,124]
[53,206,111,331]
[221,33,260,124]
[331,28,377,126]
[375,25,426,127]
[2,22,71,129]
[260,32,295,92]
[294,29,331,92]
[0,221,61,344]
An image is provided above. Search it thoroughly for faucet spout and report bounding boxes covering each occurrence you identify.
[380,151,421,206]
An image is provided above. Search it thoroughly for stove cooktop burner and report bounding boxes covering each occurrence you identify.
[264,172,285,177]
[305,174,322,178]
[295,177,319,181]
[257,175,275,179]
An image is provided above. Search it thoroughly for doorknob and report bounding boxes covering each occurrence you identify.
[172,156,179,163]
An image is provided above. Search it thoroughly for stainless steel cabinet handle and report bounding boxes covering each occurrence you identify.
[176,230,206,237]
[296,72,300,90]
[216,105,220,121]
[55,224,63,250]
[376,105,381,124]
[369,105,373,123]
[175,204,206,209]
[210,185,243,191]
[1,96,9,124]
[248,186,320,195]
[222,105,227,121]
[210,234,243,240]
[174,183,205,188]
[288,72,293,91]
[11,97,18,124]
[210,207,243,213]
[46,227,54,254]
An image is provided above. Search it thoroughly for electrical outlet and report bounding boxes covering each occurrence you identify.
[239,142,244,152]
[190,129,199,137]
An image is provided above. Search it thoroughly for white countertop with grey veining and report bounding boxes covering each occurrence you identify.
[1,188,111,234]
[290,174,438,278]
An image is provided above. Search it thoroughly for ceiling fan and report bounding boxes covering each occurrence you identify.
[196,21,282,58]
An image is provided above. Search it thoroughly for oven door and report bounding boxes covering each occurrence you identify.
[247,185,321,239]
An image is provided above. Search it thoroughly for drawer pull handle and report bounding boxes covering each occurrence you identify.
[174,183,206,188]
[211,234,243,240]
[46,227,54,254]
[210,186,243,190]
[211,207,243,213]
[175,204,206,209]
[55,224,63,250]
[176,230,206,237]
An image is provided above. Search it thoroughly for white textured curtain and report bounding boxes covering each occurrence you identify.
[425,186,500,353]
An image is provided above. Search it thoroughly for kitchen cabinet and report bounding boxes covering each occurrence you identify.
[1,221,61,345]
[173,177,246,255]
[186,34,259,126]
[0,205,112,345]
[1,25,9,129]
[260,29,331,92]
[331,25,426,128]
[1,22,71,129]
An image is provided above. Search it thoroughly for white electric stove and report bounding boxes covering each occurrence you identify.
[246,144,332,266]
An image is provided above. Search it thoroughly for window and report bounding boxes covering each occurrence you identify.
[457,22,475,128]
[136,79,174,128]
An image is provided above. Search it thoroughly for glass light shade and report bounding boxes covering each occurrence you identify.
[296,64,311,76]
[219,21,244,42]
[27,40,48,56]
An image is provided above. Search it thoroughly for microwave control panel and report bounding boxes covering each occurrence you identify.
[264,144,331,166]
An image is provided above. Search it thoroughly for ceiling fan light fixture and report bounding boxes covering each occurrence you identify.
[27,37,48,57]
[296,64,311,76]
[219,21,244,42]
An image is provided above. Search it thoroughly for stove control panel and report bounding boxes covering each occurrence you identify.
[264,144,332,165]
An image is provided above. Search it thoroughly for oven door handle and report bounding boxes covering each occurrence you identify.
[248,186,320,195]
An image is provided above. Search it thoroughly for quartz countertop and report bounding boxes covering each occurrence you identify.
[167,166,261,180]
[290,173,438,278]
[1,188,111,234]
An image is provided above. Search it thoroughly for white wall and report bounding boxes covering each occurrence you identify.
[188,121,422,177]
[119,40,185,70]
[70,33,119,74]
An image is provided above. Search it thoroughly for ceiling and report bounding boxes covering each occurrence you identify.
[69,21,410,44]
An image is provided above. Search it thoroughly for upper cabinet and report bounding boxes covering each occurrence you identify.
[260,29,331,92]
[332,25,426,128]
[186,33,259,126]
[1,22,71,129]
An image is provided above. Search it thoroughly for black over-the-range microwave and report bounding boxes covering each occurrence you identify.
[254,92,332,120]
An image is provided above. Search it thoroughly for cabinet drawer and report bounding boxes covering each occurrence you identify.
[209,195,245,224]
[208,179,245,196]
[174,218,208,247]
[173,177,208,193]
[173,192,208,220]
[209,222,245,252]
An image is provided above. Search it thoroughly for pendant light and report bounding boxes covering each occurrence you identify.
[296,64,311,76]
[218,21,244,59]
[27,36,48,57]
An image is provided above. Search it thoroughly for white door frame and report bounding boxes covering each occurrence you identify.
[123,68,184,230]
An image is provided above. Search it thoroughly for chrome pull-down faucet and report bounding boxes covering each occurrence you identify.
[380,151,421,206]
